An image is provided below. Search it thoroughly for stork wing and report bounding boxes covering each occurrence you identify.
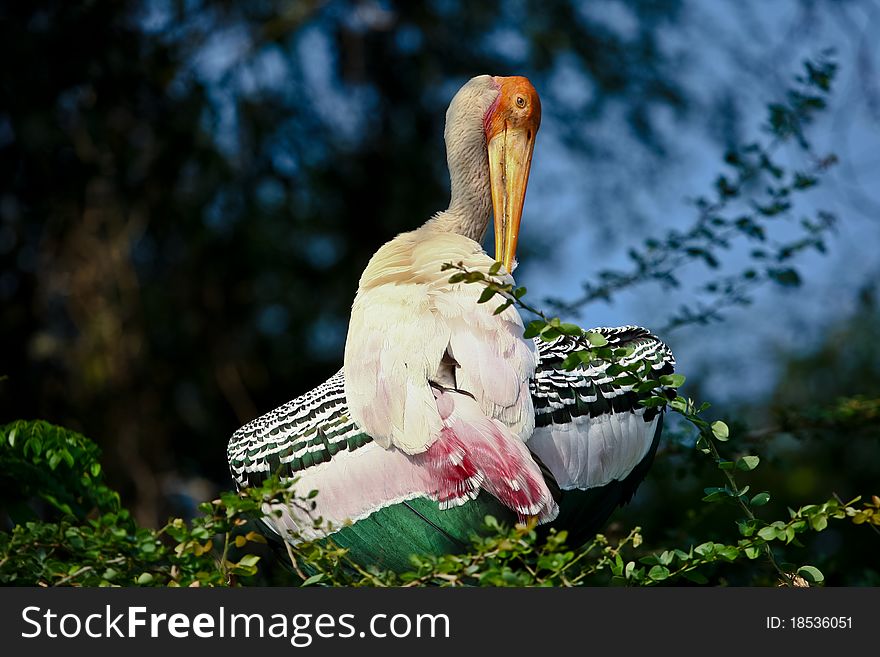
[227,369,364,492]
[529,326,675,491]
[227,324,675,548]
[227,369,431,544]
[529,326,675,544]
[227,368,509,552]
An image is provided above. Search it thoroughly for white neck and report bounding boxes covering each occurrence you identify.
[424,146,491,242]
[422,76,497,244]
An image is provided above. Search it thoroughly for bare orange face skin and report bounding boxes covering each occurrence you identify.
[484,76,542,142]
[483,76,541,272]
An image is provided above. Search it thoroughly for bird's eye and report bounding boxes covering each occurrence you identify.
[515,95,526,108]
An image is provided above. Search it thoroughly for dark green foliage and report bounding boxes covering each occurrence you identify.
[0,421,283,586]
[2,416,877,587]
[1,420,119,523]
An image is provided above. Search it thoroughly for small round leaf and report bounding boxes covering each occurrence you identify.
[797,565,824,584]
[711,420,730,441]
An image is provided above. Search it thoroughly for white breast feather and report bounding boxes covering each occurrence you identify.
[344,230,536,455]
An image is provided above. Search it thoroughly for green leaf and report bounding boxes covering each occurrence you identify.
[694,436,710,455]
[648,565,670,581]
[237,554,261,568]
[738,519,758,537]
[477,287,496,304]
[716,546,740,562]
[737,455,760,471]
[523,320,547,339]
[558,322,583,337]
[682,571,708,585]
[757,526,778,541]
[702,487,733,503]
[636,380,661,394]
[561,351,595,371]
[694,542,715,557]
[751,492,771,507]
[744,546,762,559]
[711,420,730,441]
[585,331,608,347]
[797,565,824,584]
[136,573,154,585]
[301,574,325,587]
[493,301,513,315]
[41,493,73,516]
[659,374,686,388]
[670,397,688,413]
[7,427,16,447]
[488,261,502,275]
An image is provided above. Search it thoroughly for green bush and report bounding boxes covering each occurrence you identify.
[2,401,877,588]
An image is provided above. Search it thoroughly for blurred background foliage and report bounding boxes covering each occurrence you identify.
[1,0,878,583]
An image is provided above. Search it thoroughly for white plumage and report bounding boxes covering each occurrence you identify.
[529,410,659,490]
[342,74,555,520]
[344,231,535,453]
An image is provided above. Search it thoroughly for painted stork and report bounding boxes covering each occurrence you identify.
[227,75,675,571]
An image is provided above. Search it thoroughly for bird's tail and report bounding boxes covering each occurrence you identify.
[418,387,558,523]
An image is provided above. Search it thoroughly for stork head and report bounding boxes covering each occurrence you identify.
[443,75,541,271]
[484,76,541,273]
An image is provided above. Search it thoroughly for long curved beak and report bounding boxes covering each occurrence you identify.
[488,124,536,273]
